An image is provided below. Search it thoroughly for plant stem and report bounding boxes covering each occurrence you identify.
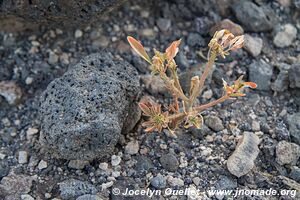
[167,95,229,121]
[194,95,229,113]
[160,73,189,102]
[197,50,217,98]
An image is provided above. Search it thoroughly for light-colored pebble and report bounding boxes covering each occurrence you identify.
[18,151,28,164]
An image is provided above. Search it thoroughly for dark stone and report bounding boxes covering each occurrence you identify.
[112,178,151,200]
[159,153,179,172]
[0,163,9,180]
[187,33,205,47]
[287,113,300,145]
[134,156,154,174]
[175,51,190,69]
[156,18,171,32]
[190,124,212,139]
[249,60,273,91]
[59,179,97,200]
[204,115,224,132]
[0,171,33,200]
[150,175,166,189]
[193,16,213,36]
[76,194,103,200]
[0,0,125,31]
[272,63,290,92]
[232,1,275,32]
[39,52,141,161]
[289,166,300,182]
[215,175,237,190]
[274,119,290,141]
[289,62,300,88]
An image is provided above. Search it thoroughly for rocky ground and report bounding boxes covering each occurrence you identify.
[0,0,300,200]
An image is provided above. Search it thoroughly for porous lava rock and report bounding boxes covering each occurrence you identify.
[39,52,141,161]
[0,0,125,31]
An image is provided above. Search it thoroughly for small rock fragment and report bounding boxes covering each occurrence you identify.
[99,162,108,171]
[232,1,275,32]
[111,155,121,167]
[68,160,89,170]
[26,127,39,140]
[25,77,33,85]
[276,141,300,165]
[18,151,29,164]
[75,29,83,38]
[272,63,291,92]
[192,177,201,186]
[205,115,224,132]
[59,179,97,199]
[150,174,166,189]
[187,33,205,47]
[76,194,103,200]
[141,75,167,95]
[279,176,300,192]
[141,28,155,38]
[134,156,154,174]
[273,24,297,48]
[92,36,109,49]
[0,163,9,179]
[167,176,184,187]
[227,132,260,177]
[156,18,171,32]
[215,175,237,199]
[0,171,33,200]
[243,34,263,57]
[101,181,114,190]
[210,19,244,36]
[289,166,300,182]
[48,51,59,64]
[249,59,273,91]
[203,89,213,99]
[125,140,139,155]
[278,0,291,7]
[289,62,300,89]
[21,194,34,200]
[0,81,22,105]
[251,121,260,132]
[159,153,179,172]
[38,160,48,170]
[287,113,300,145]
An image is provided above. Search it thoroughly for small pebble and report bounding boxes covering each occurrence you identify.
[75,29,83,38]
[125,140,139,155]
[273,24,297,48]
[25,77,34,85]
[99,162,108,170]
[21,194,34,200]
[38,160,48,170]
[48,51,59,64]
[276,141,300,165]
[26,127,39,140]
[251,121,260,131]
[167,176,184,187]
[68,160,89,170]
[203,89,213,99]
[192,177,201,185]
[18,151,28,164]
[111,155,121,166]
[151,174,166,189]
[227,132,260,177]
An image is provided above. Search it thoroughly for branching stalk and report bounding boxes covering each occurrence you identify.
[127,30,257,134]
